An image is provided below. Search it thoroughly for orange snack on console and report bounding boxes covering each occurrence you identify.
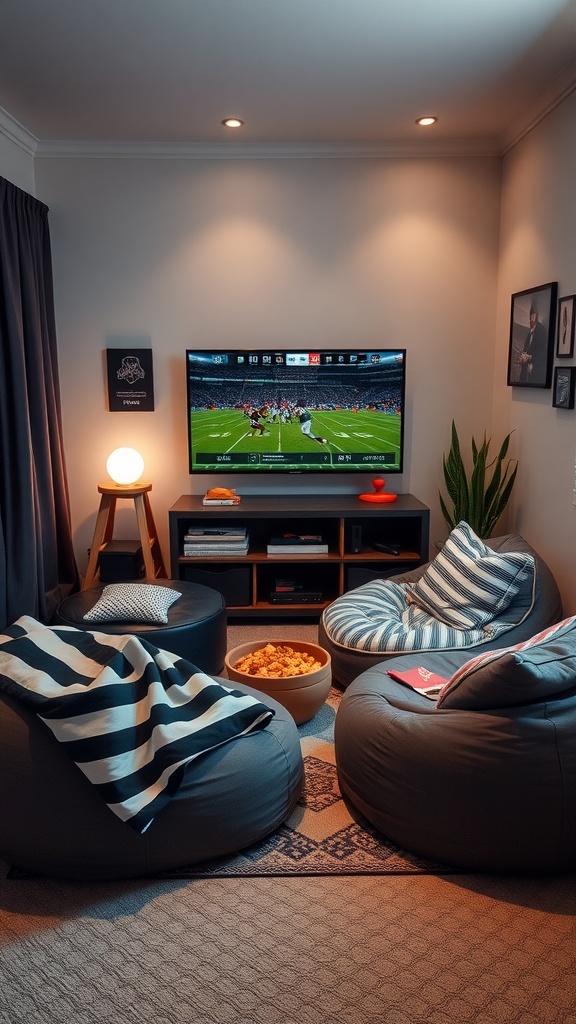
[205,487,237,499]
[233,643,322,678]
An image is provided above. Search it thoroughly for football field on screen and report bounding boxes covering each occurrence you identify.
[190,407,402,470]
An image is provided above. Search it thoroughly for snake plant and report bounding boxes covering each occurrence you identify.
[440,421,518,539]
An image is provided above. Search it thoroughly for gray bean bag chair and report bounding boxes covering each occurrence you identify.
[320,528,562,689]
[0,619,303,881]
[334,615,576,872]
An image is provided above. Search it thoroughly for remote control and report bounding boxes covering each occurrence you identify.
[373,542,401,555]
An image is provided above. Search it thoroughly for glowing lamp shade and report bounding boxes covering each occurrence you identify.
[106,447,145,485]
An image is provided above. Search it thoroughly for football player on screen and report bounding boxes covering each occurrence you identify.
[294,401,327,445]
[247,407,270,436]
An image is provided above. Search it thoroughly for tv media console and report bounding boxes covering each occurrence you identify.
[169,494,430,620]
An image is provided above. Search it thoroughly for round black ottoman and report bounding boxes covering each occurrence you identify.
[0,681,303,880]
[54,580,227,676]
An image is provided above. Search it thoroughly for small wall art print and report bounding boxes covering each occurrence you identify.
[556,295,576,358]
[553,366,576,409]
[507,282,557,389]
[106,348,155,411]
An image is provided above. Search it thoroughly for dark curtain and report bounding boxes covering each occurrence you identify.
[0,176,78,628]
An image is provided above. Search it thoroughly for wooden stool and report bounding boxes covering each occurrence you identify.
[83,483,167,590]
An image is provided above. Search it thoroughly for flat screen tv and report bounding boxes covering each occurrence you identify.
[186,348,406,475]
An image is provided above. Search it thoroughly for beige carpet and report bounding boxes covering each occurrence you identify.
[1,867,576,1024]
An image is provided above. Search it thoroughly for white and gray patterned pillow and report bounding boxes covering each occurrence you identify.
[407,521,534,631]
[83,583,181,624]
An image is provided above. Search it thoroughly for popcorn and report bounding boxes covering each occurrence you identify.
[233,643,322,678]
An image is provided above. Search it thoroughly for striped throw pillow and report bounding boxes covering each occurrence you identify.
[436,614,576,709]
[407,521,534,631]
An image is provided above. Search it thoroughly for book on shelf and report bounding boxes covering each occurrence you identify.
[267,543,329,555]
[184,527,247,542]
[202,497,241,506]
[184,536,247,544]
[387,667,448,701]
[268,534,324,545]
[183,536,249,555]
[183,544,249,556]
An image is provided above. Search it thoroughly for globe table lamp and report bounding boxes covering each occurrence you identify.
[106,447,145,486]
[82,447,166,590]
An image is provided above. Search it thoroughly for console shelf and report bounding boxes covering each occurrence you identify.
[169,494,430,619]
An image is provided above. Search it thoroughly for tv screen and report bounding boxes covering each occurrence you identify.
[186,348,406,474]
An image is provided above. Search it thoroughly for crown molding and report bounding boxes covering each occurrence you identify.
[32,137,500,160]
[499,55,576,154]
[0,105,38,156]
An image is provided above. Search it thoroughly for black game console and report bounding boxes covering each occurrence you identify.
[269,591,323,604]
[350,524,362,553]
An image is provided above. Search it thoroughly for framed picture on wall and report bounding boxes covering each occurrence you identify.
[552,366,576,409]
[556,295,576,357]
[106,348,155,411]
[507,281,558,388]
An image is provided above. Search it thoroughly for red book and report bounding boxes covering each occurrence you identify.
[387,667,448,700]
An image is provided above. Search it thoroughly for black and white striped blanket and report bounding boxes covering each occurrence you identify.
[0,616,274,833]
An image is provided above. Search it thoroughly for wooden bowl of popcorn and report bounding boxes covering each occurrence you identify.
[224,640,332,724]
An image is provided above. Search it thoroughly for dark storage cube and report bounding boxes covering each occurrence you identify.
[182,566,251,606]
[345,566,401,590]
[98,539,144,582]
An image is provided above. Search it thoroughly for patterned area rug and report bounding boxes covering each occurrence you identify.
[164,687,453,878]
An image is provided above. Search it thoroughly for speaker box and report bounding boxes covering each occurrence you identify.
[350,525,362,554]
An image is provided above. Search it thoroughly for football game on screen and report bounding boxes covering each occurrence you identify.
[187,349,405,474]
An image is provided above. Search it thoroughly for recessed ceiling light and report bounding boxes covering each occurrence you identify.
[416,116,438,127]
[222,118,244,129]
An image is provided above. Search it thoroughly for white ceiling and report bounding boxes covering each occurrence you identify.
[1,0,576,155]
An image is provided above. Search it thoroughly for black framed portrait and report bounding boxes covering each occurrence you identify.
[552,366,576,409]
[556,295,576,358]
[507,282,557,388]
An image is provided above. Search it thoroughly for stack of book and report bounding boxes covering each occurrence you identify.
[266,533,328,555]
[183,525,249,556]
